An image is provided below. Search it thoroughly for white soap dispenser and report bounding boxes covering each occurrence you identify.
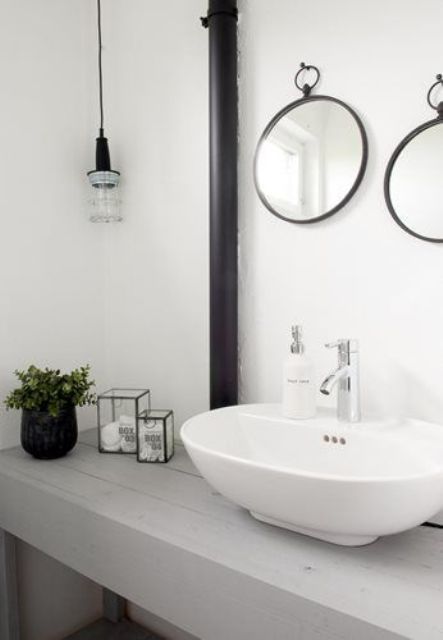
[282,325,316,419]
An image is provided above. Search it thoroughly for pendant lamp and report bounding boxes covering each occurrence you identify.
[87,0,121,223]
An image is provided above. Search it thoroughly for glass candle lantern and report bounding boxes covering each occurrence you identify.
[137,410,174,463]
[97,389,150,454]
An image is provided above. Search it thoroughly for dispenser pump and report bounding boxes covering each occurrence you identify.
[290,325,305,355]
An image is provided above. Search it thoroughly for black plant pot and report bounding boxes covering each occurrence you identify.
[21,407,78,459]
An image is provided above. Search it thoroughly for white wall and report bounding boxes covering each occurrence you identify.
[16,543,102,640]
[0,0,209,444]
[101,0,209,429]
[0,0,106,446]
[239,0,443,434]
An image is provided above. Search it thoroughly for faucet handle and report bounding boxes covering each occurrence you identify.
[325,339,358,353]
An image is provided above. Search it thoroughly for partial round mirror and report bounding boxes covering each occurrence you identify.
[384,75,443,242]
[254,64,368,224]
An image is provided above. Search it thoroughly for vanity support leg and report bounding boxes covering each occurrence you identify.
[103,588,126,623]
[0,529,20,640]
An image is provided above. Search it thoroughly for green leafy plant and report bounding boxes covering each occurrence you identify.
[5,365,96,417]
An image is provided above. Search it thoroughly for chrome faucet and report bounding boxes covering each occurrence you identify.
[320,339,361,423]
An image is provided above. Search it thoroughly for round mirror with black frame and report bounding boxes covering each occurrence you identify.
[254,63,369,224]
[384,74,443,243]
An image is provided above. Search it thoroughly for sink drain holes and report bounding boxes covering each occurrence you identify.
[323,435,347,445]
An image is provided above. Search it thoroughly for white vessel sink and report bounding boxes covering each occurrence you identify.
[181,404,443,546]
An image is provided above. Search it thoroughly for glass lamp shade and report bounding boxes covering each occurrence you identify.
[87,170,122,223]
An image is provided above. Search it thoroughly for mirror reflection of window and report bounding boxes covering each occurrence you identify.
[257,139,303,217]
[286,108,322,218]
[255,98,366,222]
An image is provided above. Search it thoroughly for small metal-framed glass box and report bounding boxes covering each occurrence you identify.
[137,410,174,463]
[97,388,150,454]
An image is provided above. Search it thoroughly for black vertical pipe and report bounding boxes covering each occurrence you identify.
[202,0,238,409]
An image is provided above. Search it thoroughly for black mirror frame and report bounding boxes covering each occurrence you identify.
[384,117,443,243]
[253,94,369,224]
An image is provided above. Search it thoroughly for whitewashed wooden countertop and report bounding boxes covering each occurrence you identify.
[0,429,442,640]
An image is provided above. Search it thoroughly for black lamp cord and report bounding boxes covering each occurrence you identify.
[92,0,112,173]
[97,0,104,136]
